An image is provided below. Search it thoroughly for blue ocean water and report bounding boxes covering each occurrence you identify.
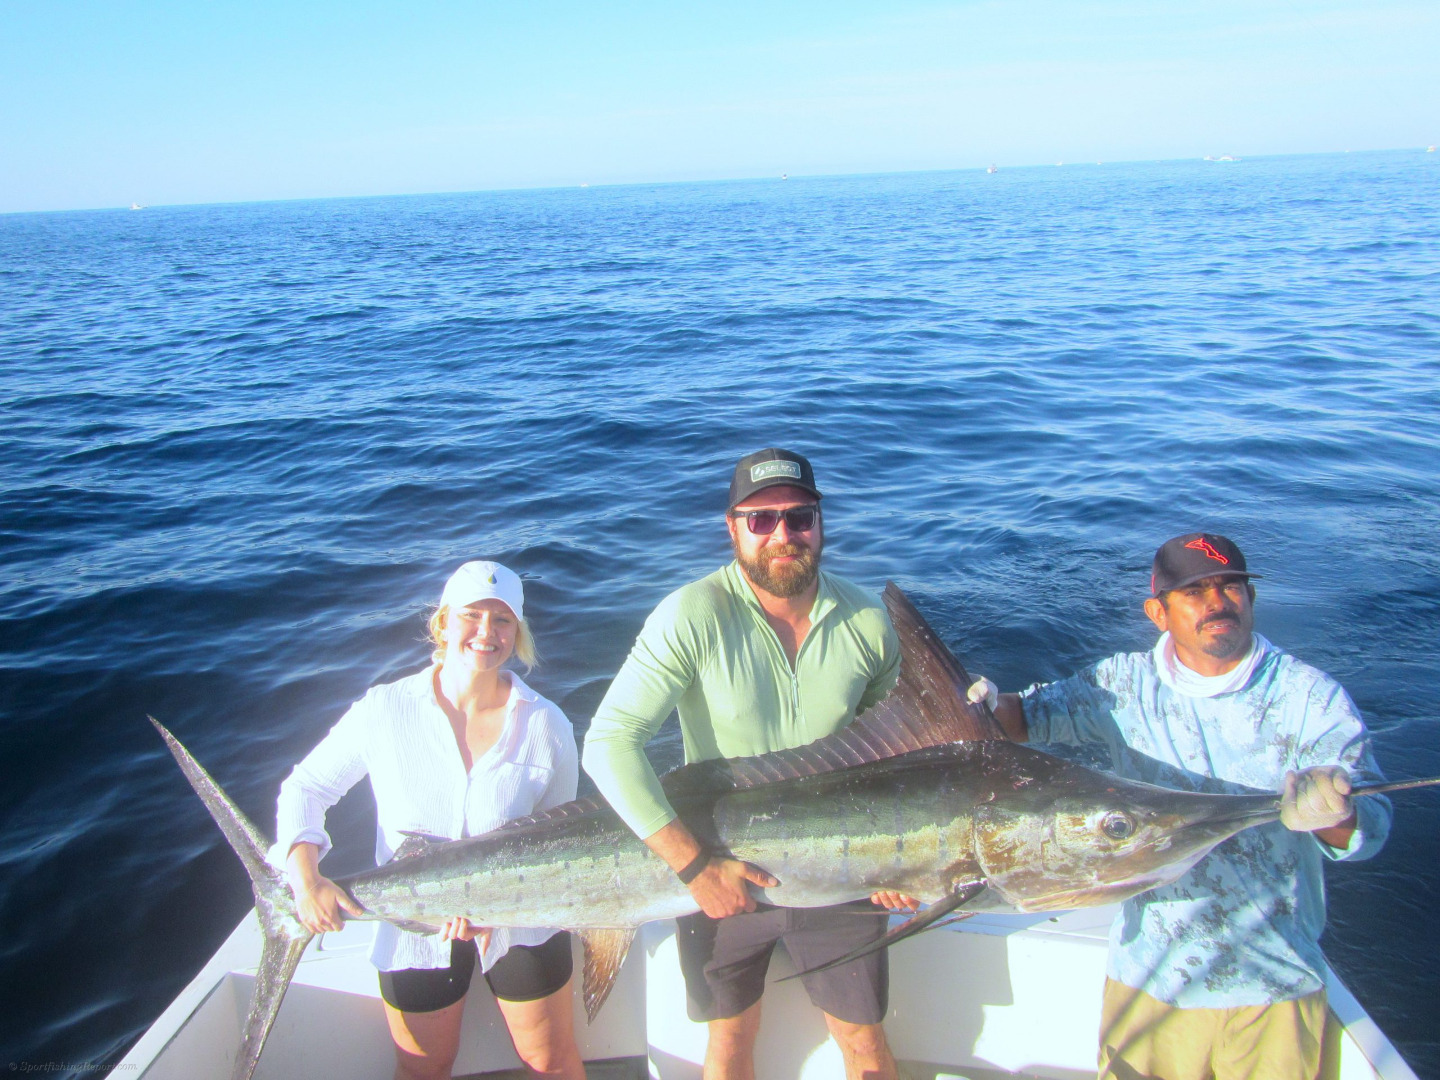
[2,151,1438,1076]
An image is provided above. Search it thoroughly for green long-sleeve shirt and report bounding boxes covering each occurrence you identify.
[582,561,901,838]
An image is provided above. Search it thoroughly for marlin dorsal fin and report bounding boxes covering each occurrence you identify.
[660,582,1007,797]
[876,581,1008,743]
[507,584,1006,815]
[494,794,611,833]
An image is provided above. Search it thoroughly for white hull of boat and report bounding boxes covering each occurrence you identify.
[121,905,1417,1080]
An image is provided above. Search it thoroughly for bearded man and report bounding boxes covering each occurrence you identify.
[583,448,903,1080]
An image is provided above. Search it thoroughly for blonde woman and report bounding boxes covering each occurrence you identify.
[272,561,585,1080]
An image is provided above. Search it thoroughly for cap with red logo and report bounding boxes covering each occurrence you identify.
[1150,533,1262,596]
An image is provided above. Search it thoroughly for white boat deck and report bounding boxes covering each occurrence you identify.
[121,905,1418,1080]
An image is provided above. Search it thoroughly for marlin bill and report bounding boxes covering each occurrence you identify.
[151,584,1433,1080]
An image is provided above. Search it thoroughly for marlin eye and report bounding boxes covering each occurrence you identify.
[1101,811,1135,840]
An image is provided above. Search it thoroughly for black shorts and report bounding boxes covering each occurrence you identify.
[676,902,889,1025]
[378,931,574,1013]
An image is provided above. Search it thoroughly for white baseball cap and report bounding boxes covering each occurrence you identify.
[439,561,525,620]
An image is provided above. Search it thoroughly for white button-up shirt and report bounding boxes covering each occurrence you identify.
[270,666,579,971]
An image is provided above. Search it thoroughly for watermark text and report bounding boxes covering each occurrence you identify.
[8,1064,137,1074]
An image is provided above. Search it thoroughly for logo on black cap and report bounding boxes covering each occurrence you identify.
[1151,532,1260,596]
[729,448,821,509]
[1184,537,1229,565]
[751,460,802,484]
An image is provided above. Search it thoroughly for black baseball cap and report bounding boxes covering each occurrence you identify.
[1151,533,1262,596]
[728,448,822,509]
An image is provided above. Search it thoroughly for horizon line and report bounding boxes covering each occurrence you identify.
[4,145,1434,218]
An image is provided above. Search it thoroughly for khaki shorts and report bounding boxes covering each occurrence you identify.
[675,901,889,1024]
[1099,978,1337,1080]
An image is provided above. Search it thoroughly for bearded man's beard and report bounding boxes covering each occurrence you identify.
[735,540,821,598]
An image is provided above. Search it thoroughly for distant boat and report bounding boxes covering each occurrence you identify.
[130,202,145,210]
[781,173,788,180]
[1428,146,1436,153]
[986,164,997,174]
[1217,154,1240,162]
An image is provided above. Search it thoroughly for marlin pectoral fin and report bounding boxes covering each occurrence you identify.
[576,928,636,1022]
[928,911,982,931]
[780,880,988,982]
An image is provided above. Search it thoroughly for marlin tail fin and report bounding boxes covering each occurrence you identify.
[150,717,314,1080]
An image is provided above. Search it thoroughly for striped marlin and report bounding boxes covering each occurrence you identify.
[152,584,1428,1080]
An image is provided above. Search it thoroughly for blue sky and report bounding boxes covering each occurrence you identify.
[1,0,1436,212]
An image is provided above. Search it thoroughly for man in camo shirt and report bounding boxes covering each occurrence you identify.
[971,533,1391,1080]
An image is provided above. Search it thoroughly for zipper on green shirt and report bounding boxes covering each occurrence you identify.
[743,576,837,741]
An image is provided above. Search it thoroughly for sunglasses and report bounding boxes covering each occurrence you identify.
[729,505,820,535]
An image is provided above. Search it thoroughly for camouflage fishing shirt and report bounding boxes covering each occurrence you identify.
[1021,636,1391,1008]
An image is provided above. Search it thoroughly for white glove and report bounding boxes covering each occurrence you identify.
[966,676,999,711]
[1280,766,1353,832]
